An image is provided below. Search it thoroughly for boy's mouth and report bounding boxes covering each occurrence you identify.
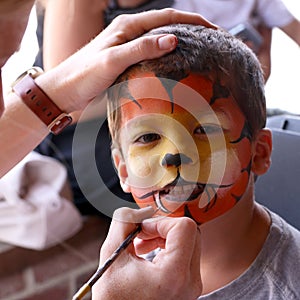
[136,174,235,216]
[155,183,205,202]
[153,181,205,214]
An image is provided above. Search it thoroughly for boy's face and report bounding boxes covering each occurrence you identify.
[112,72,253,224]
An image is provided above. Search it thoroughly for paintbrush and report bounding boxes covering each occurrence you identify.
[72,224,142,300]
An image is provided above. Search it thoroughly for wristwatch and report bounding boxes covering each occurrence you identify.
[11,67,72,135]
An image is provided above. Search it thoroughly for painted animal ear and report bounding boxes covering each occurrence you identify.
[111,148,131,193]
[251,129,272,175]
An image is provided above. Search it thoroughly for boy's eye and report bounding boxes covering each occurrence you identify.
[195,124,222,135]
[135,133,161,144]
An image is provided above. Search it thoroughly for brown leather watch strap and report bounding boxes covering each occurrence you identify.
[12,73,72,135]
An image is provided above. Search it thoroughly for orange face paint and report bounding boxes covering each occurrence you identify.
[115,72,252,224]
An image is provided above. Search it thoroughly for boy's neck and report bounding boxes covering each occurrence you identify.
[199,187,271,294]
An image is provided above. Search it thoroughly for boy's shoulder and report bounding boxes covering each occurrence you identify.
[199,209,300,300]
[243,209,300,299]
[262,209,300,295]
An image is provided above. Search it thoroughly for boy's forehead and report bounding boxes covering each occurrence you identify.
[120,72,218,116]
[118,71,239,123]
[117,72,238,130]
[126,72,214,104]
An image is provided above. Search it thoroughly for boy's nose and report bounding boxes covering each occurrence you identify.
[161,153,192,168]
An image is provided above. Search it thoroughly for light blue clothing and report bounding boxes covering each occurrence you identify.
[199,209,300,299]
[173,0,294,29]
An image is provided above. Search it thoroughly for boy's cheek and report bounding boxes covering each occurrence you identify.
[236,138,252,165]
[125,157,179,191]
[125,153,167,189]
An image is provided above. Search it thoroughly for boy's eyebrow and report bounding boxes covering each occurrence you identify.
[213,106,230,117]
[194,106,230,122]
[213,104,236,119]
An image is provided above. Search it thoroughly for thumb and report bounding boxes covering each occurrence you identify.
[100,206,155,263]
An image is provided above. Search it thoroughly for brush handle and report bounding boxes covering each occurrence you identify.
[90,224,141,286]
[72,224,142,299]
[72,283,90,300]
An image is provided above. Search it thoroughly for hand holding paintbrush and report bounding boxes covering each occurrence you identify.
[73,206,201,300]
[72,206,156,300]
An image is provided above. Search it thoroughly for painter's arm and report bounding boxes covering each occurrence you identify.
[256,26,272,82]
[43,0,108,70]
[280,18,300,46]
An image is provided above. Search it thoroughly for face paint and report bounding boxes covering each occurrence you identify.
[115,72,252,224]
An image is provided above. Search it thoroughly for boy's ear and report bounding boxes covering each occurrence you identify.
[251,129,272,175]
[111,148,131,193]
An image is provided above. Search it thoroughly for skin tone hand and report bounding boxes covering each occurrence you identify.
[0,8,217,176]
[92,207,202,300]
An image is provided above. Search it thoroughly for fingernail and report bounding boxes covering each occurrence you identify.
[158,34,178,50]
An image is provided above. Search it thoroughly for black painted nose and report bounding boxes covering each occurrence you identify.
[161,153,192,168]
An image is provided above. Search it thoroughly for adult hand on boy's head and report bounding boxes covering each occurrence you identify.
[93,207,202,300]
[35,9,217,114]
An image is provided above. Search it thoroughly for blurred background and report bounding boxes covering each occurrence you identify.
[2,0,300,113]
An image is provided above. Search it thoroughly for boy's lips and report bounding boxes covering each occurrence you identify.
[137,176,206,202]
[153,183,205,214]
[136,178,234,215]
[157,183,205,202]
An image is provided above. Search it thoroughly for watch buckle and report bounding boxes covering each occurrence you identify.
[48,113,73,135]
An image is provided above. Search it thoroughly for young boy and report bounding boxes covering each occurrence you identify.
[98,24,300,298]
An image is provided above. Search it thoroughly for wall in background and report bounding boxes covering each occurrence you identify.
[0,217,110,300]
